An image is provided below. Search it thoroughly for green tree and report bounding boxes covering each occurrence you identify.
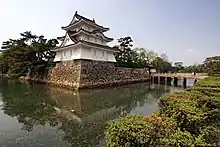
[114,37,146,68]
[196,64,205,73]
[133,48,158,65]
[174,61,184,73]
[203,56,220,75]
[160,53,169,62]
[0,53,3,74]
[1,31,58,77]
[114,36,134,63]
[160,61,173,73]
[160,53,172,73]
[114,37,160,68]
[0,51,8,74]
[151,57,164,73]
[181,64,205,73]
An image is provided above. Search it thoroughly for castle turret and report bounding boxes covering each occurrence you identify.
[54,11,117,62]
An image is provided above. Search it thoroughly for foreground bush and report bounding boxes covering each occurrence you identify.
[106,75,220,146]
[106,114,176,147]
[106,114,214,147]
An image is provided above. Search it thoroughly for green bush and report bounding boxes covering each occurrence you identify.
[160,96,204,135]
[106,75,220,146]
[106,114,176,147]
[106,114,214,147]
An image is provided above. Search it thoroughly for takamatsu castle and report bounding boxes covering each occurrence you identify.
[54,11,117,62]
[48,11,150,89]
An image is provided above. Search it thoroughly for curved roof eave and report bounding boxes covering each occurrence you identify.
[57,36,65,41]
[61,19,109,32]
[53,40,117,52]
[52,42,82,51]
[67,28,113,42]
[80,40,117,52]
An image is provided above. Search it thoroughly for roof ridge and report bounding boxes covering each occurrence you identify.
[58,28,113,42]
[61,11,109,31]
[74,11,95,23]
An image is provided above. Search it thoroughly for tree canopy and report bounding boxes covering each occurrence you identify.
[151,55,172,73]
[114,36,176,72]
[173,56,220,75]
[203,56,220,75]
[114,36,158,68]
[0,31,58,77]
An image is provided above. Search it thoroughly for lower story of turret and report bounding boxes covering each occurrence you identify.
[54,46,116,62]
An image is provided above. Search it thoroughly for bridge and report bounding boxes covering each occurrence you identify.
[151,73,208,87]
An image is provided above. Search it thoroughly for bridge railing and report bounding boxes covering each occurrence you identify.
[153,73,208,78]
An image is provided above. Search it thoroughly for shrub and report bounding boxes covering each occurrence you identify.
[159,96,204,135]
[106,75,220,146]
[106,113,214,147]
[106,114,176,147]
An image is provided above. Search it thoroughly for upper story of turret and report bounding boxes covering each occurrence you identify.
[57,11,113,46]
[53,11,117,62]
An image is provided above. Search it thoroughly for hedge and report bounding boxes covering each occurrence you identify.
[106,75,220,147]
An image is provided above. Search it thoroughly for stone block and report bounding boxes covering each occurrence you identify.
[27,60,150,89]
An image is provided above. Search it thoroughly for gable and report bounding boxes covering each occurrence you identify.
[94,32,104,39]
[94,32,112,41]
[60,33,75,47]
[70,14,80,24]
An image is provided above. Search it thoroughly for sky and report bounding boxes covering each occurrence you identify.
[0,0,220,65]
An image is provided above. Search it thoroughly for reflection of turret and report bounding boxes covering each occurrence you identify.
[54,106,82,124]
[59,106,121,147]
[47,88,83,115]
[81,106,119,124]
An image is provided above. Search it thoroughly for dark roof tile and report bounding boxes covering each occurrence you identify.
[54,39,117,52]
[57,28,113,42]
[80,40,117,51]
[61,11,109,31]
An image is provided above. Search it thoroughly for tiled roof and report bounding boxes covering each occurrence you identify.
[80,40,117,51]
[53,39,118,52]
[57,36,65,41]
[61,11,109,31]
[57,28,113,42]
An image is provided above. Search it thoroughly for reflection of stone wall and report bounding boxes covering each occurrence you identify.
[26,60,150,89]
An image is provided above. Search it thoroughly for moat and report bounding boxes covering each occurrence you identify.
[0,78,194,147]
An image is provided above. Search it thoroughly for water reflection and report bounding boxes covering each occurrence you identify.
[0,78,182,147]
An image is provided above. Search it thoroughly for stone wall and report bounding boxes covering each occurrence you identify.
[48,60,81,89]
[21,60,81,89]
[26,60,151,89]
[79,60,150,88]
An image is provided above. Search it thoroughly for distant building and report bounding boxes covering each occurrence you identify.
[53,11,117,62]
[150,69,157,74]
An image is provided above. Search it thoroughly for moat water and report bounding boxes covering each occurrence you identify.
[0,78,194,147]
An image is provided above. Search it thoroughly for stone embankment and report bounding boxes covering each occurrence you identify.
[21,60,151,89]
